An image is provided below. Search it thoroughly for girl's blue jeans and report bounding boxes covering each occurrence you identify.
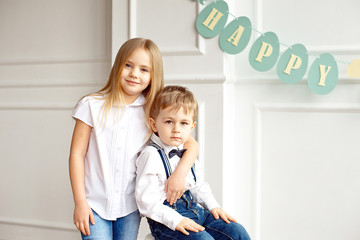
[81,209,141,240]
[147,191,251,240]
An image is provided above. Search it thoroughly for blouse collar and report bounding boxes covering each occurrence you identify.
[129,94,146,106]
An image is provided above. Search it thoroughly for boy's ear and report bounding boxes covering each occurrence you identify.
[149,118,157,132]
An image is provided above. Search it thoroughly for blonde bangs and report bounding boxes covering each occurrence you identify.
[150,86,198,125]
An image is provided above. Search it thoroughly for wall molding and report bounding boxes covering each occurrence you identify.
[0,73,226,87]
[305,45,360,55]
[0,82,104,88]
[253,0,263,37]
[128,0,205,56]
[165,74,226,84]
[255,103,360,113]
[234,76,360,84]
[0,74,357,88]
[252,103,360,240]
[0,57,109,66]
[253,0,360,55]
[0,216,76,232]
[0,104,75,110]
[0,0,111,67]
[196,101,206,166]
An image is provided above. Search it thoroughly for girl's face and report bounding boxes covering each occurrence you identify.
[120,48,152,104]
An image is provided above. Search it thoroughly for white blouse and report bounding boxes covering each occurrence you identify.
[72,94,148,220]
[135,133,220,231]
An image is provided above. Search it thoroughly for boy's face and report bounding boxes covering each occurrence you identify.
[150,107,196,147]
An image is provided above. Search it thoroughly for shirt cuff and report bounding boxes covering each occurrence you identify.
[204,197,221,212]
[168,214,185,231]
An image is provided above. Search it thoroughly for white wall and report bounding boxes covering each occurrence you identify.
[0,0,111,238]
[1,0,359,239]
[226,0,360,240]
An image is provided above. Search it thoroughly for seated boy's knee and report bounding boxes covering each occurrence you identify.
[233,223,251,240]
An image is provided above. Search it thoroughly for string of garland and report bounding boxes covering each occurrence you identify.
[193,0,360,94]
[228,8,351,65]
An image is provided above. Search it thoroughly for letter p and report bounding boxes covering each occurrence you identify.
[283,54,302,75]
[255,42,273,63]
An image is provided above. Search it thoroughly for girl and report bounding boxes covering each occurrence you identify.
[69,38,198,240]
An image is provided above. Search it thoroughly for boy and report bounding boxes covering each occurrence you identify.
[135,86,251,240]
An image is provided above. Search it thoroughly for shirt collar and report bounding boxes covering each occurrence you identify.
[150,133,184,158]
[129,94,146,106]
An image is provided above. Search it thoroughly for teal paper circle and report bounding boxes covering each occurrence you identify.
[195,1,229,39]
[219,16,252,54]
[276,44,308,84]
[248,32,280,71]
[307,53,338,95]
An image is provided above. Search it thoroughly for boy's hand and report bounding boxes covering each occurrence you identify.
[210,208,237,224]
[176,217,205,235]
[165,173,185,205]
[73,201,95,236]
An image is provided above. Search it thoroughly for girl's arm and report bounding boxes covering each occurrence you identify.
[165,135,199,205]
[136,150,201,231]
[69,120,94,236]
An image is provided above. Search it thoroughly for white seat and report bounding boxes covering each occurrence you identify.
[144,233,155,240]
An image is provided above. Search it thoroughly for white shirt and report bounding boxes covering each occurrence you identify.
[72,94,148,220]
[135,133,220,231]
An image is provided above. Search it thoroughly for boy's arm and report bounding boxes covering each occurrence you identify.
[165,135,199,205]
[135,149,186,231]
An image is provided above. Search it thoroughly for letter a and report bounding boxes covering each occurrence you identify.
[318,65,332,86]
[202,8,224,30]
[255,42,273,63]
[227,25,245,47]
[283,54,302,75]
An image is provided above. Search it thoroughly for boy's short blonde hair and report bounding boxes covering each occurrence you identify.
[150,85,198,122]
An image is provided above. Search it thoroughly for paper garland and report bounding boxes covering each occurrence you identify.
[347,59,360,78]
[194,0,360,94]
[276,44,308,84]
[248,32,280,72]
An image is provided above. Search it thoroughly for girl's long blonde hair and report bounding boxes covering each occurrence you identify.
[90,38,164,128]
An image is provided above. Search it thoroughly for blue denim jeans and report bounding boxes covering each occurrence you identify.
[147,191,251,240]
[81,209,141,240]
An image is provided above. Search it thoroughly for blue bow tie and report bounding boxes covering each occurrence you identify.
[169,149,187,158]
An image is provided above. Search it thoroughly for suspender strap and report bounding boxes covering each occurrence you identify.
[149,142,172,179]
[191,167,197,183]
[149,141,196,182]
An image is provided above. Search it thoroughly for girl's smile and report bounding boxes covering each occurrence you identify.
[120,48,152,104]
[126,79,140,85]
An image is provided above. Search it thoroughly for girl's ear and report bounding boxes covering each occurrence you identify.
[149,118,157,132]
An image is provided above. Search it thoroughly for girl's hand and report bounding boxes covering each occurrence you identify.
[165,135,198,205]
[73,201,95,236]
[165,172,186,205]
[210,208,237,224]
[175,217,205,235]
